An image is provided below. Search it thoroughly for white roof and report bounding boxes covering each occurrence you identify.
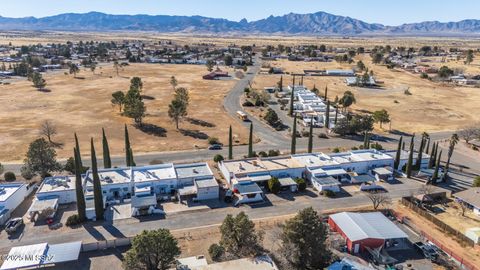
[38,176,75,193]
[85,167,131,186]
[330,212,407,241]
[0,241,81,270]
[0,184,25,202]
[132,164,176,183]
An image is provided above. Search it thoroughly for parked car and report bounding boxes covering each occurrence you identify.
[208,144,222,150]
[5,218,24,235]
[414,242,439,261]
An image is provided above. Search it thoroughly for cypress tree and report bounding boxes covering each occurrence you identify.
[289,76,295,116]
[278,76,283,92]
[406,135,415,177]
[228,125,233,160]
[291,113,297,154]
[425,138,430,154]
[394,136,403,170]
[124,124,131,166]
[324,86,328,100]
[300,75,304,85]
[432,150,443,184]
[74,133,82,165]
[307,118,313,153]
[129,147,136,167]
[415,137,425,169]
[402,141,405,151]
[102,128,111,169]
[74,147,86,222]
[325,100,330,129]
[248,123,253,158]
[363,132,369,149]
[334,106,338,125]
[428,142,436,169]
[90,138,104,220]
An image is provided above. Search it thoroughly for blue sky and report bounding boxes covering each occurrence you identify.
[1,0,479,25]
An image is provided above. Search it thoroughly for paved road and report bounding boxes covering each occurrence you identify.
[0,177,434,253]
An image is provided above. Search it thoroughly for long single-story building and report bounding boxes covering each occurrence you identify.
[328,212,408,254]
[453,187,480,216]
[0,183,31,225]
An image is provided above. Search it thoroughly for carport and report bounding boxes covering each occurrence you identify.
[0,241,82,270]
[278,177,298,192]
[351,174,376,184]
[323,168,349,182]
[27,198,58,222]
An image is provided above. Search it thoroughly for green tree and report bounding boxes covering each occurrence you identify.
[206,60,215,72]
[357,60,366,71]
[22,138,60,177]
[111,91,126,112]
[228,125,233,160]
[68,63,79,78]
[339,91,356,112]
[268,177,281,194]
[428,142,438,169]
[0,163,4,176]
[394,136,403,170]
[130,77,143,92]
[281,207,331,269]
[90,138,104,220]
[248,123,254,158]
[308,118,314,153]
[438,66,454,78]
[406,135,415,177]
[291,114,297,154]
[124,124,132,167]
[124,88,146,125]
[102,128,111,169]
[224,55,233,66]
[372,52,384,64]
[74,146,86,222]
[416,133,428,169]
[445,133,459,178]
[325,100,330,129]
[324,86,328,101]
[219,212,262,257]
[289,76,296,116]
[168,87,189,129]
[32,72,46,90]
[432,150,443,184]
[277,76,283,91]
[264,108,279,127]
[363,131,370,149]
[372,109,390,129]
[465,49,474,65]
[170,76,178,91]
[123,229,181,270]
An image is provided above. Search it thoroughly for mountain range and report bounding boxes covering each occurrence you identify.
[0,11,480,36]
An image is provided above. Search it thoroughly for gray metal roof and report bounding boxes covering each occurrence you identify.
[352,174,376,183]
[278,177,297,187]
[195,177,218,189]
[330,212,407,241]
[313,176,340,186]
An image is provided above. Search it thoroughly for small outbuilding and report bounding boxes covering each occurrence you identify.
[328,212,408,254]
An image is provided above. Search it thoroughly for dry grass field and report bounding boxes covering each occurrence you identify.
[0,63,249,162]
[253,55,480,133]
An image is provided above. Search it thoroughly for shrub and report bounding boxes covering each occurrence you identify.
[4,172,16,182]
[320,190,335,198]
[332,147,341,153]
[473,176,480,187]
[208,244,224,261]
[254,99,264,107]
[268,150,280,157]
[295,178,307,192]
[370,142,384,150]
[20,166,34,180]
[242,101,254,107]
[420,73,429,79]
[351,146,359,150]
[213,154,224,163]
[66,214,82,226]
[244,88,250,93]
[258,151,268,157]
[208,137,220,145]
[268,177,281,194]
[301,130,310,137]
[404,89,412,95]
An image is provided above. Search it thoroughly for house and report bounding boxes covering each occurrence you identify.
[453,187,480,216]
[328,212,408,253]
[326,69,355,76]
[0,241,82,270]
[132,164,177,200]
[36,176,76,204]
[232,180,264,206]
[0,184,30,225]
[175,163,219,201]
[84,167,133,202]
[177,254,278,270]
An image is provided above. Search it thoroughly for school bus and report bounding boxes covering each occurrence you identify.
[237,111,248,121]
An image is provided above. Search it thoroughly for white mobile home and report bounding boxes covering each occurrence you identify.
[84,167,133,202]
[0,183,30,225]
[36,176,76,204]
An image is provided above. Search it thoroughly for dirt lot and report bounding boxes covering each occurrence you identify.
[0,63,249,161]
[253,56,480,133]
[435,202,480,235]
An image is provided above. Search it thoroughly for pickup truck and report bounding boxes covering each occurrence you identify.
[5,218,24,235]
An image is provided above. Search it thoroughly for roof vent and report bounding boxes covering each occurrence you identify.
[193,169,198,174]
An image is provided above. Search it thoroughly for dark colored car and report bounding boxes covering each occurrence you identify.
[208,144,222,150]
[5,218,24,235]
[414,242,439,261]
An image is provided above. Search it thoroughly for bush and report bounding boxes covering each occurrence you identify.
[213,154,224,162]
[244,88,250,93]
[301,130,310,137]
[268,177,281,194]
[4,172,16,182]
[351,146,359,150]
[332,147,341,153]
[473,176,480,187]
[242,101,254,107]
[320,190,335,198]
[66,214,82,226]
[258,151,268,157]
[254,99,264,107]
[295,178,307,192]
[20,166,34,180]
[208,137,220,145]
[268,150,280,157]
[318,133,329,139]
[208,244,224,261]
[370,142,384,150]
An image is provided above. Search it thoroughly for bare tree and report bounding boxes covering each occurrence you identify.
[457,200,469,217]
[366,193,392,210]
[419,184,435,195]
[40,120,57,144]
[458,126,480,144]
